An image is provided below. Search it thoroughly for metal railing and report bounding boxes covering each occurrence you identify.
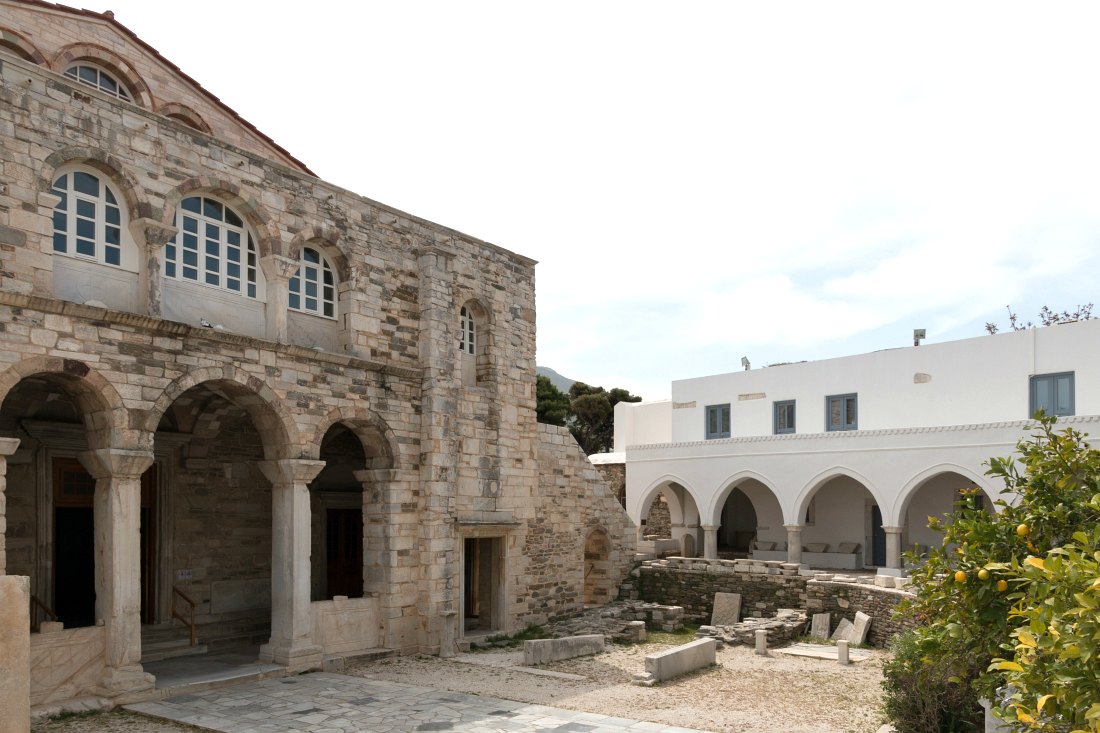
[30,594,57,631]
[171,586,197,646]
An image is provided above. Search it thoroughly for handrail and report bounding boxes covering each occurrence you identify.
[30,594,58,630]
[171,586,197,646]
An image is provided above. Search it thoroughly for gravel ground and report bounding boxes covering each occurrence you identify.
[31,640,888,733]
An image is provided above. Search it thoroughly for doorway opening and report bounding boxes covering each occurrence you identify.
[462,537,502,634]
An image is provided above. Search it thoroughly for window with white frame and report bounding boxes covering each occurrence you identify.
[51,169,125,267]
[64,63,132,101]
[165,196,258,298]
[825,393,857,431]
[289,247,335,318]
[705,403,731,439]
[459,306,476,355]
[1029,372,1074,417]
[774,400,795,434]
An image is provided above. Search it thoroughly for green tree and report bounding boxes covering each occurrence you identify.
[886,417,1100,732]
[567,382,642,455]
[535,375,570,426]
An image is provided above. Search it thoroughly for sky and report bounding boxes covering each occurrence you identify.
[91,1,1100,400]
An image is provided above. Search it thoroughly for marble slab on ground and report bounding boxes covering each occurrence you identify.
[830,618,853,642]
[711,592,742,626]
[851,611,872,645]
[453,652,586,680]
[776,643,870,662]
[810,612,831,640]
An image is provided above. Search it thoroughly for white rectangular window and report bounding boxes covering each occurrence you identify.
[774,400,795,434]
[1029,372,1074,417]
[705,404,731,439]
[825,393,857,431]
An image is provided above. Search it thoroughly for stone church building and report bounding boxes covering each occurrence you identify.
[0,0,634,710]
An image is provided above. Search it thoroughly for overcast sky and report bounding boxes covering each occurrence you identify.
[97,1,1100,399]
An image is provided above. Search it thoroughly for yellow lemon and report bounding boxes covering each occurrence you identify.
[978,568,990,581]
[997,579,1008,592]
[954,570,967,583]
[1016,523,1030,537]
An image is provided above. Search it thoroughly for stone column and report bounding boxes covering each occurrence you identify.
[0,575,30,732]
[129,218,178,317]
[354,468,396,597]
[702,525,719,560]
[78,448,155,699]
[257,458,325,671]
[883,525,903,569]
[784,525,803,565]
[0,437,21,575]
[260,254,300,343]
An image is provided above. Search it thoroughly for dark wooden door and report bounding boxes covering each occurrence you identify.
[53,458,96,628]
[140,465,157,623]
[871,505,886,566]
[326,508,363,598]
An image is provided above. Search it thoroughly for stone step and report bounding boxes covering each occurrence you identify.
[141,636,208,663]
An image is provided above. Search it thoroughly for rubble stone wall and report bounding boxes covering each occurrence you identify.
[623,558,915,648]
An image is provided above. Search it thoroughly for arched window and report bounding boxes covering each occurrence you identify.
[64,63,132,101]
[165,196,258,298]
[51,169,126,267]
[289,247,336,318]
[459,306,476,355]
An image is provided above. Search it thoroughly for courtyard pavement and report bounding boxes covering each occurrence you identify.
[126,672,710,733]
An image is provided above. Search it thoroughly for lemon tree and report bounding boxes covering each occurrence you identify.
[886,417,1100,733]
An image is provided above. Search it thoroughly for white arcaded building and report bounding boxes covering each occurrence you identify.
[612,320,1100,571]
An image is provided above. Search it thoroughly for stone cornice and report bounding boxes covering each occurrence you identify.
[627,415,1100,454]
[0,291,421,381]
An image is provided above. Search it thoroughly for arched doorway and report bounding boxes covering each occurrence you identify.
[798,474,884,568]
[583,528,612,606]
[899,471,995,558]
[715,478,784,557]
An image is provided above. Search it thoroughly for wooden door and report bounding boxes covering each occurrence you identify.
[325,508,363,598]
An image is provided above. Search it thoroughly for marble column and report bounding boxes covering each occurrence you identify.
[883,525,903,569]
[128,218,178,317]
[702,524,719,560]
[258,458,325,671]
[260,254,300,343]
[784,524,803,565]
[0,437,20,575]
[78,448,155,699]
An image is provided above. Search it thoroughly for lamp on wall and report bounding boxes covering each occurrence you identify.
[741,356,751,371]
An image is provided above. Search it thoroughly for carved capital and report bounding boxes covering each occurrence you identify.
[257,458,325,486]
[0,437,20,457]
[128,218,178,250]
[259,254,300,282]
[77,448,154,480]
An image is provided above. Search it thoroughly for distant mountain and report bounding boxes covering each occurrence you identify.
[536,366,576,393]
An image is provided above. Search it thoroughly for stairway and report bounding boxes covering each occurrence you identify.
[141,625,208,663]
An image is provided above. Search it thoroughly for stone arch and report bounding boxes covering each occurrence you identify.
[893,463,996,527]
[583,526,613,606]
[40,146,150,220]
[143,366,300,459]
[0,356,131,450]
[310,407,397,469]
[163,177,283,258]
[51,42,154,108]
[0,26,47,64]
[288,225,351,282]
[705,470,782,526]
[792,466,887,527]
[156,102,211,134]
[708,470,785,555]
[636,475,700,529]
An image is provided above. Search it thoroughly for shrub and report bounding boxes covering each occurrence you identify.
[881,629,983,733]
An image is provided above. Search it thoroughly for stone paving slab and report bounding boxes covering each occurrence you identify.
[774,643,870,662]
[126,672,713,733]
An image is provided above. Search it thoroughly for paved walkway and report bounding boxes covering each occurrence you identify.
[127,672,710,733]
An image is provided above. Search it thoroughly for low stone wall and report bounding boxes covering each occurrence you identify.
[622,557,915,648]
[805,581,916,647]
[311,596,381,657]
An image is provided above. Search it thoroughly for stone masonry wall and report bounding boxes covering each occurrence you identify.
[593,462,625,507]
[623,557,915,648]
[524,424,636,624]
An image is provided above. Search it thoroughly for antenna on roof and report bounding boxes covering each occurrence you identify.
[741,356,751,371]
[913,329,926,347]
